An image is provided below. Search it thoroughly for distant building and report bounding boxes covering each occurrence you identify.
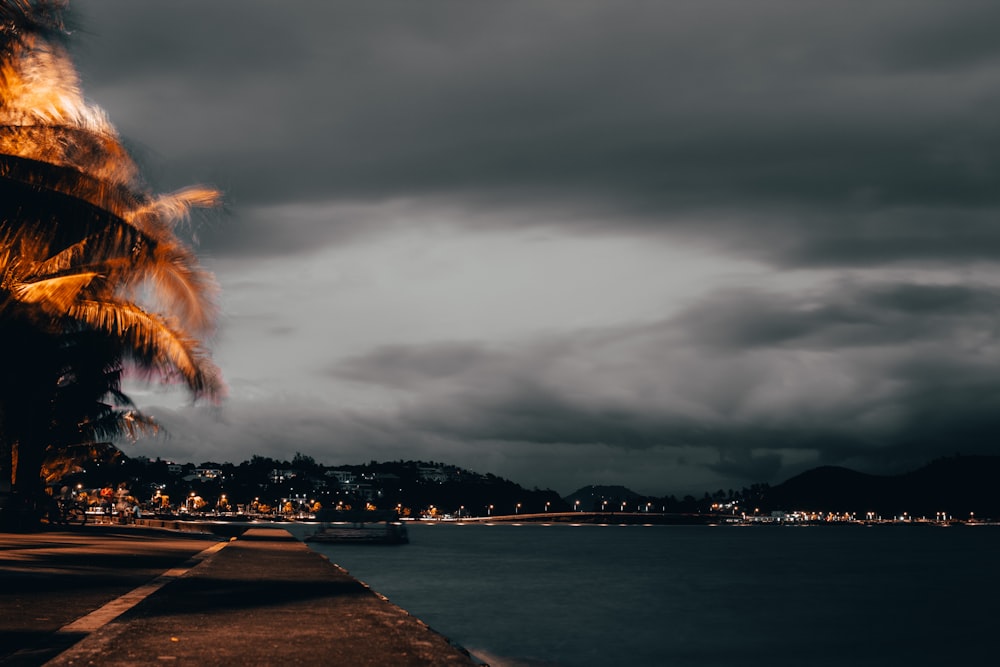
[418,466,449,483]
[340,481,376,501]
[325,469,355,485]
[182,468,224,483]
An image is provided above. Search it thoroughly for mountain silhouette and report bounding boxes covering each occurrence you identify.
[761,455,1000,518]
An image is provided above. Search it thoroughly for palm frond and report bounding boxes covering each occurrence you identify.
[144,242,219,333]
[0,153,144,234]
[0,125,132,184]
[13,270,98,311]
[130,186,222,230]
[67,298,225,399]
[41,440,123,487]
[0,1,67,51]
[26,222,148,281]
[83,408,159,443]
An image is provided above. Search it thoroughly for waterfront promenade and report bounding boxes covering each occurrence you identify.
[0,525,476,666]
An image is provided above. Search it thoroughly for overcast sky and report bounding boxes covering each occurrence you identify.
[66,1,1000,496]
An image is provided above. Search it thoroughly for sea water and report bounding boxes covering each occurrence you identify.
[302,523,999,667]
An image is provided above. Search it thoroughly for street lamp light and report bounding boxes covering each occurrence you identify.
[488,504,493,516]
[574,500,581,512]
[545,501,550,512]
[516,503,521,514]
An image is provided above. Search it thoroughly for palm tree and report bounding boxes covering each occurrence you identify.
[0,207,223,524]
[0,1,225,528]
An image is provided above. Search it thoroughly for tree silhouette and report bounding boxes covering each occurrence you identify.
[0,1,224,529]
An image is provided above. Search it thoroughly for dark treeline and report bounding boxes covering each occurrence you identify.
[63,453,768,517]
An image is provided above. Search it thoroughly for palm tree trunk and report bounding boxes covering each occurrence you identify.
[0,437,44,531]
[0,445,10,494]
[13,438,45,494]
[0,403,14,530]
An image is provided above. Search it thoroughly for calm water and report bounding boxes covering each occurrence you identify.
[299,523,999,667]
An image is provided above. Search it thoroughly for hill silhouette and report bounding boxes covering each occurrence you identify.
[761,455,1000,518]
[563,485,645,512]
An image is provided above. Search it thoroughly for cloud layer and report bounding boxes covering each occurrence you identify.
[69,1,1000,494]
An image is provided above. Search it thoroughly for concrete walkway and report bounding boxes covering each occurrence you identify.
[0,526,477,666]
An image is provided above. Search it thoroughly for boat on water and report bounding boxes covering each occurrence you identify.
[305,509,409,545]
[306,522,409,544]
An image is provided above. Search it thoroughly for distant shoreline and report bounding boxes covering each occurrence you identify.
[406,513,1000,527]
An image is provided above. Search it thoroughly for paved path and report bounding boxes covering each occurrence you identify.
[0,525,218,665]
[1,526,477,666]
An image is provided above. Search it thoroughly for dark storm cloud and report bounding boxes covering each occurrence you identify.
[676,282,1000,350]
[70,1,1000,264]
[64,2,1000,490]
[331,279,1000,481]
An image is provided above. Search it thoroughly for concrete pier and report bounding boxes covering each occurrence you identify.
[0,526,476,666]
